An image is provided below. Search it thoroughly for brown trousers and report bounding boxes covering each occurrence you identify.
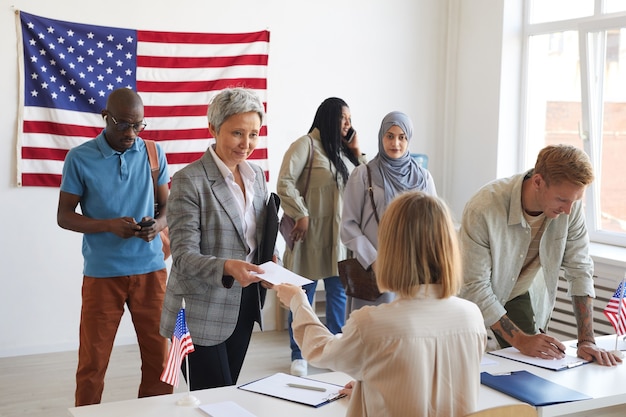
[75,270,173,406]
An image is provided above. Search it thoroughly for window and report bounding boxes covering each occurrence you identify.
[523,1,626,247]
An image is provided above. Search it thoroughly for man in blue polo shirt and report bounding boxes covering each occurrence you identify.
[57,88,173,406]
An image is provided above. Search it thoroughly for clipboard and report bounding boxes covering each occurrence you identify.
[480,370,591,406]
[488,346,590,371]
[237,372,346,408]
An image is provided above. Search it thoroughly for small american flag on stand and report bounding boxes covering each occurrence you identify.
[603,281,626,336]
[161,305,194,387]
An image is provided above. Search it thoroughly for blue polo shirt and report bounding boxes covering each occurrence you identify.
[60,131,168,277]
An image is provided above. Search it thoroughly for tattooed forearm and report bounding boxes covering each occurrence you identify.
[572,295,595,341]
[492,315,522,342]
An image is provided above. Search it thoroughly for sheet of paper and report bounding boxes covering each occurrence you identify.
[481,354,498,366]
[199,401,257,417]
[488,347,590,371]
[238,372,345,408]
[569,334,626,351]
[253,261,313,286]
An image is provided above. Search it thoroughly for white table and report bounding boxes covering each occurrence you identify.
[68,372,350,417]
[479,334,626,417]
[68,335,626,417]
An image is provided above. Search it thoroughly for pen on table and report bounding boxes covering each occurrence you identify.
[287,382,327,392]
[566,360,586,369]
[539,328,566,354]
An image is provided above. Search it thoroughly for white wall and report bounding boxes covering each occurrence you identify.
[3,0,503,357]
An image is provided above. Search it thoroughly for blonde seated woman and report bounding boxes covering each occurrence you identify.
[275,191,487,417]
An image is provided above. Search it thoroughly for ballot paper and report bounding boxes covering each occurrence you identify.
[253,261,313,286]
[238,372,346,408]
[488,347,590,371]
[199,401,257,417]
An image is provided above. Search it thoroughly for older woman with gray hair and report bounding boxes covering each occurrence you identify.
[341,111,437,314]
[160,88,272,390]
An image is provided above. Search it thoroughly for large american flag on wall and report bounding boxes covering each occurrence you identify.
[16,11,270,187]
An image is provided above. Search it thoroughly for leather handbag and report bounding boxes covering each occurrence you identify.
[338,165,382,301]
[338,258,382,301]
[145,140,171,260]
[280,135,314,251]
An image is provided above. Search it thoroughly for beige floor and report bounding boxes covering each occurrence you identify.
[0,330,329,417]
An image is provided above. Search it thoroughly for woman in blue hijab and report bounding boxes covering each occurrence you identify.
[341,111,437,314]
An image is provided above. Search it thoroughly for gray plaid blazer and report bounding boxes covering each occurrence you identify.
[159,150,268,346]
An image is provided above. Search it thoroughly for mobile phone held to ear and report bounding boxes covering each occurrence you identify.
[345,127,356,143]
[138,219,156,228]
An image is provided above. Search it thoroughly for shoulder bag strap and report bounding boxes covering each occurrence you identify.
[366,164,379,224]
[302,135,314,200]
[144,140,159,213]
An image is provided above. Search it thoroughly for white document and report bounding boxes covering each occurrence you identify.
[254,261,313,286]
[199,401,257,417]
[238,372,345,408]
[569,334,626,351]
[480,354,498,366]
[488,347,590,371]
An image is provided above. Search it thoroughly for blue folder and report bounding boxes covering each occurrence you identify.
[480,370,591,406]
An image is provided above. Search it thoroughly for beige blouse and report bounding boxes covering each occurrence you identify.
[289,285,487,417]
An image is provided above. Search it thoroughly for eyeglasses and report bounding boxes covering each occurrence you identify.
[109,115,147,133]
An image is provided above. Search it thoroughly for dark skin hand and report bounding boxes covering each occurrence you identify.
[290,216,309,244]
[57,191,168,240]
[343,130,363,160]
[491,296,621,366]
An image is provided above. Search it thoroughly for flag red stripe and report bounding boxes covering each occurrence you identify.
[138,30,270,44]
[144,102,267,118]
[166,153,205,165]
[141,126,267,141]
[136,78,267,93]
[165,152,268,166]
[21,173,62,187]
[145,105,208,117]
[141,129,210,141]
[22,147,68,161]
[138,54,268,69]
[23,121,101,138]
[249,148,268,159]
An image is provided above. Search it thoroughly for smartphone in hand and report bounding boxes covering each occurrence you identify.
[137,219,155,228]
[345,127,356,143]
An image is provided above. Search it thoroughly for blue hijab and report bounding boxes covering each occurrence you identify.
[368,111,428,204]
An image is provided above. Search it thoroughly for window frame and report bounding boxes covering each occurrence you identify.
[522,1,626,248]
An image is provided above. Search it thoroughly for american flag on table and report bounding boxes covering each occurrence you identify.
[16,10,270,187]
[603,281,626,336]
[161,307,195,387]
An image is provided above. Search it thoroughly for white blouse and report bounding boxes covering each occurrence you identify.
[289,284,487,417]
